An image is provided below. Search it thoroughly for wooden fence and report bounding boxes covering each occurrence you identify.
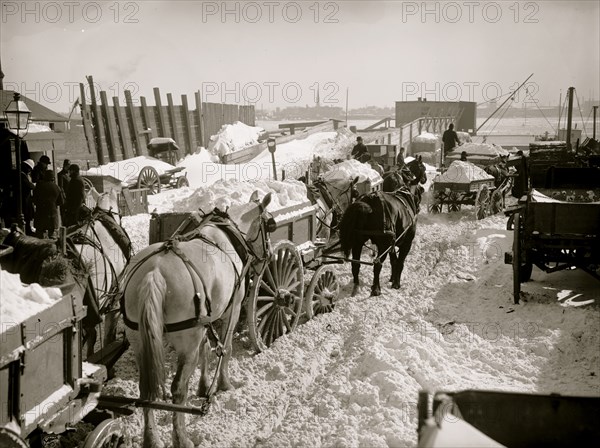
[79,76,255,165]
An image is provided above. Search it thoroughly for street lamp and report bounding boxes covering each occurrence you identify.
[267,137,277,181]
[4,92,31,232]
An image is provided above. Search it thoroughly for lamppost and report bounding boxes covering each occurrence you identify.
[4,92,31,231]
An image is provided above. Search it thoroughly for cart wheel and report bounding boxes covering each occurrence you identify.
[506,213,515,230]
[0,427,28,448]
[82,418,125,448]
[305,265,340,319]
[82,177,94,194]
[489,189,503,215]
[427,192,442,214]
[447,192,461,212]
[137,166,161,194]
[176,176,189,188]
[247,241,304,352]
[475,185,490,220]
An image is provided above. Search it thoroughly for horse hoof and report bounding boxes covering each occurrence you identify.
[370,288,381,297]
[391,283,401,290]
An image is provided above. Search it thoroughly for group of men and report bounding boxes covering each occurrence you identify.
[0,156,86,238]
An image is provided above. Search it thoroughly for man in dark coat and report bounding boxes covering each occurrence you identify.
[33,170,63,238]
[21,160,36,235]
[31,155,51,184]
[351,136,370,163]
[64,164,86,227]
[56,159,71,222]
[442,123,461,156]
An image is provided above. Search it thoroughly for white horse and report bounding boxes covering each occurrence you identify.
[72,186,131,357]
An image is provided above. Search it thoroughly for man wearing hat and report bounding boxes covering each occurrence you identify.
[64,164,86,226]
[351,136,370,163]
[20,159,36,235]
[32,155,51,184]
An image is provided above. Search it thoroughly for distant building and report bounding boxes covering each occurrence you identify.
[395,99,477,134]
[0,89,68,162]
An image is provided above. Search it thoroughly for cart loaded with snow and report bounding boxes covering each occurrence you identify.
[427,160,507,219]
[147,196,346,352]
[0,250,112,447]
[504,142,600,304]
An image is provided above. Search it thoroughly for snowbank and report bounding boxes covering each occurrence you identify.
[0,268,62,327]
[207,121,265,158]
[434,160,494,184]
[82,156,182,185]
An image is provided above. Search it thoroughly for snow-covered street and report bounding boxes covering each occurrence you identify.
[105,128,600,447]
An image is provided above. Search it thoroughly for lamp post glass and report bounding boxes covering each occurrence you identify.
[4,93,31,232]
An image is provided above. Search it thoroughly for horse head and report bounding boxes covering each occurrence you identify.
[241,191,275,261]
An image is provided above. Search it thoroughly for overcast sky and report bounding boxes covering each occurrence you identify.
[2,1,598,112]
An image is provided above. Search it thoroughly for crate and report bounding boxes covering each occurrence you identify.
[0,281,106,437]
[118,187,149,216]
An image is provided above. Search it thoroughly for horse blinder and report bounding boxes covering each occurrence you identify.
[265,217,277,233]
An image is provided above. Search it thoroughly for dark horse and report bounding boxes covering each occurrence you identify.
[339,185,423,296]
[382,156,427,192]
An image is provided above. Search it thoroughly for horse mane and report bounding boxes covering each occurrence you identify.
[91,208,133,260]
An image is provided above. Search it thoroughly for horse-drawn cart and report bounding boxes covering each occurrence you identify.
[504,166,600,304]
[147,197,344,353]
[427,160,511,219]
[0,268,114,447]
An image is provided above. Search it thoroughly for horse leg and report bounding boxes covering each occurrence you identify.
[390,248,401,289]
[171,337,200,448]
[197,337,211,398]
[84,325,97,358]
[371,251,386,297]
[217,296,243,392]
[103,310,118,346]
[351,244,362,297]
[394,231,416,288]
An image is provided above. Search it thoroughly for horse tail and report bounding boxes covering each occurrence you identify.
[339,201,370,257]
[138,267,166,401]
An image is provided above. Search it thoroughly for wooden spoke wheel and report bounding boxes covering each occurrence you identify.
[489,189,504,215]
[82,177,94,194]
[247,241,304,352]
[82,418,125,448]
[475,185,490,220]
[0,427,28,448]
[512,212,533,304]
[304,265,340,319]
[176,176,189,188]
[137,166,161,194]
[447,191,461,212]
[427,192,442,214]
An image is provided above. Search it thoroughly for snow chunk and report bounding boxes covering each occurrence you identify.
[207,121,265,157]
[434,160,494,184]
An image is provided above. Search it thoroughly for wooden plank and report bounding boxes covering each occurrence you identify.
[99,91,119,161]
[194,91,205,148]
[125,89,144,156]
[181,94,196,155]
[112,97,133,159]
[78,82,95,155]
[86,76,105,164]
[140,96,155,151]
[153,87,168,137]
[166,93,178,145]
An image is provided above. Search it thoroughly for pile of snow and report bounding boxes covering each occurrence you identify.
[457,131,473,143]
[321,159,382,184]
[434,160,494,184]
[207,121,265,158]
[450,142,509,158]
[83,156,182,185]
[413,132,439,143]
[0,267,62,326]
[170,179,309,219]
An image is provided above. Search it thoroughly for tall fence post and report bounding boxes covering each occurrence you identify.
[112,96,133,159]
[125,89,144,156]
[99,90,119,162]
[153,87,168,138]
[195,91,205,148]
[86,75,105,164]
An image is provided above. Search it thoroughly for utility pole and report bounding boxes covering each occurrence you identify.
[593,105,598,140]
[566,87,574,151]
